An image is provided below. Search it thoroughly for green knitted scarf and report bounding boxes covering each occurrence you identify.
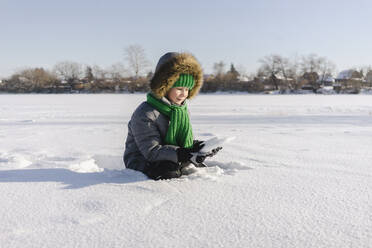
[147,93,193,148]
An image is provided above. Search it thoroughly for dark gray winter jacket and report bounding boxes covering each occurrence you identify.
[123,97,180,172]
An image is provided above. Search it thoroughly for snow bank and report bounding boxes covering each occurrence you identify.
[68,159,103,173]
[0,152,32,169]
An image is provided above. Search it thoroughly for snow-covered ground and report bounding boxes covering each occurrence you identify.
[0,94,371,248]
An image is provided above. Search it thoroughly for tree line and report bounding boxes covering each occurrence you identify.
[1,45,371,94]
[204,54,372,94]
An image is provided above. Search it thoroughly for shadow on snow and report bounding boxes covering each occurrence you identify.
[0,168,148,189]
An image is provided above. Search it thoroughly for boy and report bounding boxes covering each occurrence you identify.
[124,52,204,180]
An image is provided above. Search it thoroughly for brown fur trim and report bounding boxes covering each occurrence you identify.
[150,53,203,99]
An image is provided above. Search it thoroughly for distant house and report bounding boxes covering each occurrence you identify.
[269,72,295,91]
[335,69,363,93]
[366,71,372,81]
[365,71,372,87]
[335,69,362,82]
[300,72,319,91]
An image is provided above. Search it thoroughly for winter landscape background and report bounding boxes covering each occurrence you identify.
[0,94,371,247]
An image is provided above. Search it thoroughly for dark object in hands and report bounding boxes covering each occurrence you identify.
[177,141,205,162]
[190,146,223,167]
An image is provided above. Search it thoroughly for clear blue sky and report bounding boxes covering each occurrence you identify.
[1,0,372,78]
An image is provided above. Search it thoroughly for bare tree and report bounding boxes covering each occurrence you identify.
[286,55,303,90]
[355,65,372,81]
[318,58,336,81]
[213,61,226,79]
[259,54,286,76]
[300,54,335,77]
[235,64,252,81]
[21,68,57,85]
[124,44,150,79]
[300,54,322,74]
[258,54,292,90]
[85,66,94,82]
[300,54,336,88]
[6,67,58,92]
[91,65,107,80]
[106,62,129,80]
[53,61,83,83]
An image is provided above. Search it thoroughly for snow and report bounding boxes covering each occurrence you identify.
[1,94,371,248]
[199,136,235,153]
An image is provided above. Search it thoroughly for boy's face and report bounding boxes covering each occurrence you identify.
[166,87,189,105]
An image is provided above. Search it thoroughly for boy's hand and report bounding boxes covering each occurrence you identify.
[177,141,205,162]
[190,147,223,167]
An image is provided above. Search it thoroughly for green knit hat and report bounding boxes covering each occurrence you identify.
[172,74,195,89]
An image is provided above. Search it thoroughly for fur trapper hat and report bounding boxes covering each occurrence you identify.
[150,52,203,99]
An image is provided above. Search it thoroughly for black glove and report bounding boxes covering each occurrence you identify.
[177,141,205,163]
[189,146,223,167]
[193,140,204,145]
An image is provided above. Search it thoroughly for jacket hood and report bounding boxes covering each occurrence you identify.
[150,52,203,99]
